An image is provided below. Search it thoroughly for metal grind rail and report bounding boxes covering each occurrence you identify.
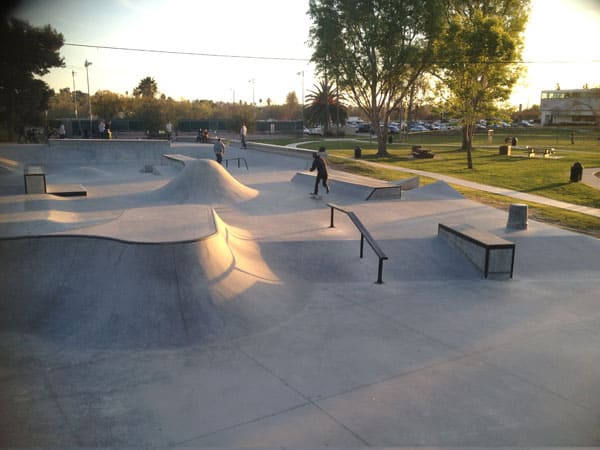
[327,203,388,284]
[225,157,249,170]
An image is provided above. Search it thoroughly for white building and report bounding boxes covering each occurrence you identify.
[540,88,600,126]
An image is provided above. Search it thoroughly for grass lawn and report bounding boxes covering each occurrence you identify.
[256,127,600,237]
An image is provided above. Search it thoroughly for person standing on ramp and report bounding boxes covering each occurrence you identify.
[309,151,330,196]
[213,137,226,164]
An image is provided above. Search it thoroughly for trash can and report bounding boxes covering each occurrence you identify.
[570,162,583,182]
[354,145,362,159]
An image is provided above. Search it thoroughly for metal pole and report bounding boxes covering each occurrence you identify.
[297,71,304,131]
[84,59,92,138]
[248,78,255,105]
[72,71,78,120]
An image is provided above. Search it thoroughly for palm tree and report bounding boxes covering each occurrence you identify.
[304,79,347,135]
[133,77,158,98]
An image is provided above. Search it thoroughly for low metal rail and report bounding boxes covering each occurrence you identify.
[327,203,388,284]
[225,157,249,170]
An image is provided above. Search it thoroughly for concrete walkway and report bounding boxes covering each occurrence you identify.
[1,141,599,447]
[280,139,600,217]
[341,156,600,218]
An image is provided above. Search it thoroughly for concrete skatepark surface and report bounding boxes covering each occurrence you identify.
[1,141,599,447]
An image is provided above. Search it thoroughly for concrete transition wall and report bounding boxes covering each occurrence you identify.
[0,139,188,166]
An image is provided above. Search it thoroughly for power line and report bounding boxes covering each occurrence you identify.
[64,42,599,65]
[65,42,311,62]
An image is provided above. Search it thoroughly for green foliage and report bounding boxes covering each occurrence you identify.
[434,0,530,166]
[0,17,64,140]
[133,77,158,98]
[308,0,445,156]
[304,79,348,129]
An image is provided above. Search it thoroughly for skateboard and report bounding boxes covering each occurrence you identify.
[309,193,322,200]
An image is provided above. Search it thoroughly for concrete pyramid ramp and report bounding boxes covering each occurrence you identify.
[0,211,304,350]
[402,180,465,201]
[149,158,258,203]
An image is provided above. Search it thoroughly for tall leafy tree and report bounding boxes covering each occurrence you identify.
[308,0,444,156]
[435,0,529,168]
[0,17,64,140]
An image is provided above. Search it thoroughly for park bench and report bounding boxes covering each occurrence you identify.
[412,146,435,159]
[438,223,515,279]
[525,146,555,158]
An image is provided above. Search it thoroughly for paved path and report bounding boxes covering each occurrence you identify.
[336,155,600,218]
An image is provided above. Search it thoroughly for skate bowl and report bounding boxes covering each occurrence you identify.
[0,210,308,351]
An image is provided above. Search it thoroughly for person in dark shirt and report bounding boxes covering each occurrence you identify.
[309,151,329,195]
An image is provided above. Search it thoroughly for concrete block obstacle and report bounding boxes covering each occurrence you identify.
[438,223,516,279]
[24,165,46,194]
[24,165,86,197]
[507,203,528,230]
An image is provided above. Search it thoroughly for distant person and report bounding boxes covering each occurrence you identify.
[58,123,66,139]
[317,145,327,160]
[240,122,248,149]
[196,128,202,142]
[98,120,105,138]
[203,129,209,143]
[166,121,173,141]
[213,137,225,164]
[309,152,329,195]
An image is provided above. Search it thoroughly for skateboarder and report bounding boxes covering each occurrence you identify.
[213,137,225,164]
[309,152,329,196]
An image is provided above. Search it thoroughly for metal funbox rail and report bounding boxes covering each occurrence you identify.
[327,203,388,284]
[225,157,249,170]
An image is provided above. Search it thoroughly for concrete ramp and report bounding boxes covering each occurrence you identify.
[146,158,258,203]
[0,211,303,350]
[292,171,401,200]
[402,180,465,201]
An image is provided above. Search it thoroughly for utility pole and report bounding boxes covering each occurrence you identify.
[84,59,92,137]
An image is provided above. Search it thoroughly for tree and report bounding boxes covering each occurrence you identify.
[282,91,300,121]
[133,77,158,98]
[308,0,444,156]
[0,17,64,140]
[304,79,347,132]
[435,0,529,168]
[93,90,125,122]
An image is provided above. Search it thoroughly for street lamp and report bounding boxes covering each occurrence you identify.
[248,78,255,105]
[84,59,92,138]
[297,71,304,131]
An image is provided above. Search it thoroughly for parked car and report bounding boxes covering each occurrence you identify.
[307,126,323,135]
[356,123,373,133]
[387,124,401,134]
[408,124,427,132]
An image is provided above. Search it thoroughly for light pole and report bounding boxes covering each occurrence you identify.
[231,88,235,104]
[72,70,81,136]
[71,70,78,120]
[297,70,304,131]
[248,78,255,105]
[84,59,92,138]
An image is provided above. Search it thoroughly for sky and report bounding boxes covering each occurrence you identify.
[6,0,600,109]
